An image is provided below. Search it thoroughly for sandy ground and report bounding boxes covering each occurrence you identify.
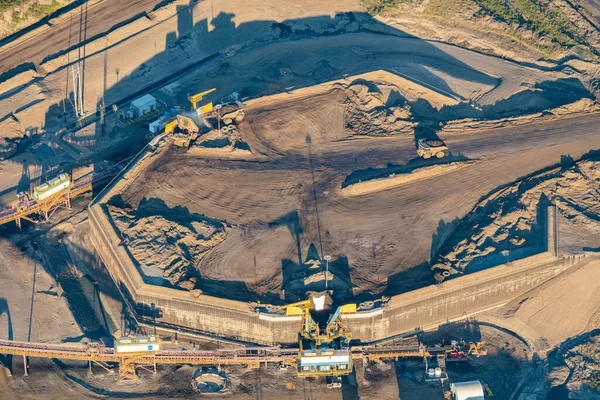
[435,158,600,276]
[494,258,600,350]
[0,237,82,344]
[0,0,598,396]
[105,73,600,300]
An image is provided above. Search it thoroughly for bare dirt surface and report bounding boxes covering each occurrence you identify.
[0,0,599,398]
[0,0,164,72]
[106,72,600,300]
[493,258,600,351]
[434,157,600,276]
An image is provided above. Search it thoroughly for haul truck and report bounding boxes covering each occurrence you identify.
[417,138,448,159]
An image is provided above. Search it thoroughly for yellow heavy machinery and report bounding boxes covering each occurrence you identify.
[168,115,200,148]
[281,299,356,380]
[445,340,487,361]
[188,88,216,111]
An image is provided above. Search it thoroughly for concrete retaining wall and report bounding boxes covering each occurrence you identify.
[88,147,584,344]
[88,201,300,345]
[343,254,583,342]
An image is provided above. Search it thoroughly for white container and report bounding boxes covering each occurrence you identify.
[33,173,71,201]
[131,94,156,117]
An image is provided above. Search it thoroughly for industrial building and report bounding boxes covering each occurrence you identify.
[130,94,157,117]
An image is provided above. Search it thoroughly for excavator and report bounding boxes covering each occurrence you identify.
[280,298,356,385]
[445,340,487,360]
[188,88,216,112]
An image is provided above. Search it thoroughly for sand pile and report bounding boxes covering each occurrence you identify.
[434,159,600,274]
[109,205,227,288]
[0,116,24,160]
[343,82,415,136]
[341,161,474,197]
[547,332,600,398]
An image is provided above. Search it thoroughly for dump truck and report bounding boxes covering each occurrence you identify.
[216,100,245,125]
[417,138,448,159]
[171,115,200,148]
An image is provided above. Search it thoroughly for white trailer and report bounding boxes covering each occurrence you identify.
[115,335,161,353]
[33,173,71,201]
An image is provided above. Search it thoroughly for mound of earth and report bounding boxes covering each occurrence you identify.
[108,201,227,288]
[343,80,415,135]
[341,161,474,196]
[434,158,600,275]
[0,116,24,160]
[547,332,600,398]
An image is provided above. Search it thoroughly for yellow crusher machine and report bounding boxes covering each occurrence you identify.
[280,299,357,379]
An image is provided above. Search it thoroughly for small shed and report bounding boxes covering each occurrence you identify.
[131,94,156,117]
[450,381,484,400]
[149,119,165,134]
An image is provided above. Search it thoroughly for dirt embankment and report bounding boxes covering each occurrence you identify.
[370,0,600,64]
[108,198,228,289]
[341,161,474,196]
[434,158,600,275]
[546,331,600,398]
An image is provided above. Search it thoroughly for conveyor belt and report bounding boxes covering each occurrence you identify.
[0,158,132,227]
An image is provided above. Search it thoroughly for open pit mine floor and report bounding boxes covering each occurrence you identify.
[103,73,600,301]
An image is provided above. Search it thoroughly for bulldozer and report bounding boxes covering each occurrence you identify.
[417,138,448,159]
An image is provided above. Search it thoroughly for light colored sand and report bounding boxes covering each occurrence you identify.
[498,258,600,348]
[340,161,474,197]
[437,158,600,274]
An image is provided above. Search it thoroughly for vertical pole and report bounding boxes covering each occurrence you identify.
[153,357,157,375]
[89,360,93,374]
[324,255,331,290]
[78,63,84,114]
[23,355,28,376]
[325,259,328,289]
[72,66,78,116]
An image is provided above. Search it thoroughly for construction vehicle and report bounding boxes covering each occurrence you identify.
[417,138,448,159]
[32,173,71,201]
[215,100,245,125]
[484,383,493,397]
[188,88,216,111]
[467,341,486,357]
[169,115,200,148]
[445,340,486,361]
[280,298,356,381]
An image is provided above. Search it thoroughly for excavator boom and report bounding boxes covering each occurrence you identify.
[188,88,216,110]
